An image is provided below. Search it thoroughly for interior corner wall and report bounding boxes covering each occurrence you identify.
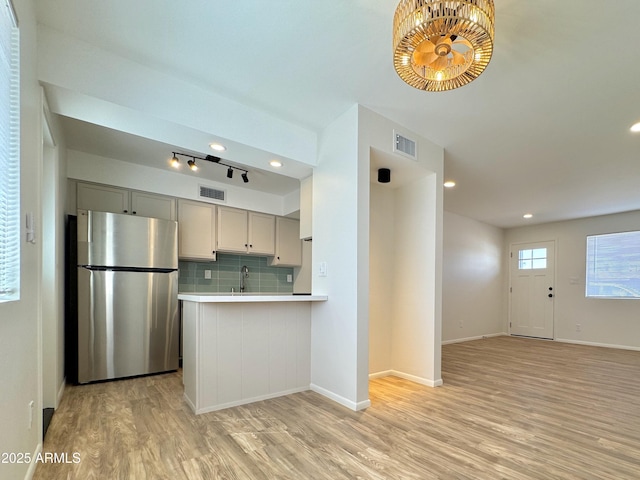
[361,106,444,387]
[0,0,44,479]
[310,105,367,409]
[41,102,68,412]
[442,211,505,343]
[390,174,441,384]
[504,210,640,349]
[369,183,394,374]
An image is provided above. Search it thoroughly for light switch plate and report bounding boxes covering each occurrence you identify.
[204,270,212,279]
[319,262,327,277]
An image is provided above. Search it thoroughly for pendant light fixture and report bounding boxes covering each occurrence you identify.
[393,0,495,91]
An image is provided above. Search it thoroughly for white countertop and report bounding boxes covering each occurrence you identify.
[178,293,328,303]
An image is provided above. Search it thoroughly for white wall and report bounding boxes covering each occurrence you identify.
[314,105,444,409]
[38,25,318,174]
[369,184,394,373]
[0,0,44,478]
[505,210,640,349]
[364,109,444,388]
[390,174,441,384]
[67,150,292,216]
[311,105,366,409]
[442,211,505,343]
[41,100,68,411]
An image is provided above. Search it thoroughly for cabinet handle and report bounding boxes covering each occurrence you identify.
[123,209,128,213]
[245,243,248,247]
[250,244,253,248]
[277,256,280,260]
[132,211,137,215]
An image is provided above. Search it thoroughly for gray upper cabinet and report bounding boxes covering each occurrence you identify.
[216,206,275,255]
[177,199,216,261]
[131,191,176,220]
[77,183,130,215]
[76,182,176,221]
[270,217,302,266]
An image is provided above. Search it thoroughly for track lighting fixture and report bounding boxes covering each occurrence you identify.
[169,151,249,184]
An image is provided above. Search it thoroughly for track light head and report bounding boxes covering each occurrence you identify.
[227,167,233,179]
[187,159,198,171]
[242,172,249,183]
[170,153,180,168]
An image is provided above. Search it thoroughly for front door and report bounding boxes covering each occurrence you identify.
[510,241,555,339]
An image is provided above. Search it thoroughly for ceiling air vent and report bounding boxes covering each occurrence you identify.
[198,185,226,203]
[393,130,417,160]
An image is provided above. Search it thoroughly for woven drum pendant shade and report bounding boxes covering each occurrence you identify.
[393,0,495,91]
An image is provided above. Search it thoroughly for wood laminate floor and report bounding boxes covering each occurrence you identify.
[34,336,640,479]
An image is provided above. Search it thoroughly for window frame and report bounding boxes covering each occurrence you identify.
[585,230,640,300]
[0,0,20,303]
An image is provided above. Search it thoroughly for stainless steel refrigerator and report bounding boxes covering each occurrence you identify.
[76,209,179,383]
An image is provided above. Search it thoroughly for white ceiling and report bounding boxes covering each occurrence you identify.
[36,0,640,228]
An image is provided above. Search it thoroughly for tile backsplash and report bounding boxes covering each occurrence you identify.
[179,253,294,293]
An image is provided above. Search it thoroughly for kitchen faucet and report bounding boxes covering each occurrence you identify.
[240,265,249,292]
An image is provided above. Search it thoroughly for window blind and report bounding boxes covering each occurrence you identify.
[0,0,20,303]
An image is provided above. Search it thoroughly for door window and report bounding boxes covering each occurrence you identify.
[518,248,547,270]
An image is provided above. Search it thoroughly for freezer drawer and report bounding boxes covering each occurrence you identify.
[77,209,178,269]
[77,268,179,383]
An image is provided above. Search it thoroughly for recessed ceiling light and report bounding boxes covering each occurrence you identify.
[630,122,640,133]
[443,181,456,188]
[209,143,226,152]
[523,213,533,219]
[269,160,283,168]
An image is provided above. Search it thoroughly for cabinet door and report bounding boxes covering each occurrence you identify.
[131,191,176,220]
[216,207,248,253]
[271,217,302,266]
[178,200,216,260]
[248,212,275,255]
[77,183,130,214]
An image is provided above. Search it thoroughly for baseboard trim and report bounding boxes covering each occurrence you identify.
[310,384,371,411]
[189,386,311,415]
[442,332,508,345]
[555,338,640,352]
[369,370,443,388]
[25,442,42,480]
[56,377,66,408]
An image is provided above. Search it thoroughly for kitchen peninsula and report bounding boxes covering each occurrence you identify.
[179,293,327,414]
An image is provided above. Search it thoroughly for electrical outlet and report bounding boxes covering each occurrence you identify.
[204,270,212,279]
[286,274,293,283]
[576,324,582,333]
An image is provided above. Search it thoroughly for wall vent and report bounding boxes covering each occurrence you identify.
[198,185,226,202]
[393,130,417,160]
